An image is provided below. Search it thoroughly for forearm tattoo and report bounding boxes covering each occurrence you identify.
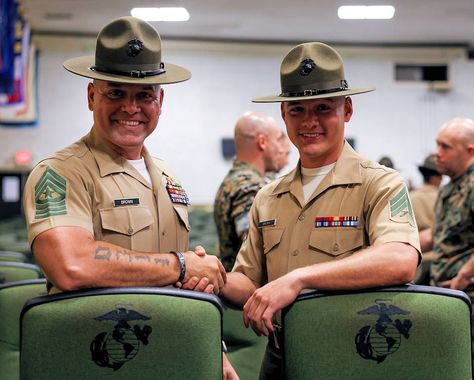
[94,245,170,266]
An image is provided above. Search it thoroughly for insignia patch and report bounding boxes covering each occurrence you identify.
[315,216,358,228]
[355,300,412,363]
[34,166,67,219]
[257,219,276,228]
[114,198,140,207]
[127,38,144,57]
[164,175,190,205]
[389,187,414,223]
[299,58,316,76]
[90,307,152,371]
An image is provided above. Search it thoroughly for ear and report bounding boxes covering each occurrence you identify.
[158,87,164,115]
[344,97,353,122]
[256,133,266,150]
[280,102,286,121]
[87,82,94,111]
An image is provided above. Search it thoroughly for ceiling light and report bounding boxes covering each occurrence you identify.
[338,5,395,20]
[131,7,190,22]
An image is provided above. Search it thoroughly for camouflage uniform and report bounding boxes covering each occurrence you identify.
[429,164,474,291]
[214,160,266,271]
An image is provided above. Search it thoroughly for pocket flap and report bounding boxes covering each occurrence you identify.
[173,205,190,231]
[262,227,284,254]
[309,228,363,256]
[100,206,153,235]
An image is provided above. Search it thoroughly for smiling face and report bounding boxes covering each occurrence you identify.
[280,96,353,168]
[87,80,164,159]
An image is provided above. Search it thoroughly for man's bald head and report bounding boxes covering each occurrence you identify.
[233,111,283,174]
[435,117,474,179]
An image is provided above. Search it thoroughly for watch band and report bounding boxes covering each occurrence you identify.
[171,251,186,283]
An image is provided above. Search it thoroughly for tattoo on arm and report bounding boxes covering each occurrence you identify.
[154,258,170,266]
[95,245,170,266]
[95,246,112,261]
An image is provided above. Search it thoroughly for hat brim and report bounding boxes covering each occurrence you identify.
[418,166,440,175]
[63,56,191,85]
[252,87,375,103]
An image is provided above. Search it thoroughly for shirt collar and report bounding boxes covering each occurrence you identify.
[271,141,363,196]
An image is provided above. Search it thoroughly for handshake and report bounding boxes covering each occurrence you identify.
[174,245,227,295]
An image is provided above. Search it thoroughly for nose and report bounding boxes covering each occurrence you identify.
[302,112,319,128]
[121,95,140,114]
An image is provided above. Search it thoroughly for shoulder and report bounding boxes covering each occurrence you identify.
[27,139,90,182]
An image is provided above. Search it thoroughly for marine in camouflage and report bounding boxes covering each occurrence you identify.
[430,164,474,290]
[214,160,267,271]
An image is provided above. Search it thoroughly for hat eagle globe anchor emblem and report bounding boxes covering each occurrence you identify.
[299,58,316,76]
[127,38,144,57]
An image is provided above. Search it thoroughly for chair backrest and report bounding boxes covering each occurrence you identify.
[0,279,47,380]
[0,250,27,263]
[20,287,223,380]
[282,284,472,380]
[0,262,42,284]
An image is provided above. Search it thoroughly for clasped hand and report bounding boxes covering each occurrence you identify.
[175,246,227,294]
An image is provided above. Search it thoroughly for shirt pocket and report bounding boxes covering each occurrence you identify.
[99,206,154,249]
[309,228,363,257]
[173,204,190,231]
[262,227,285,255]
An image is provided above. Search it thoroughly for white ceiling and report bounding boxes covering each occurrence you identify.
[20,0,474,48]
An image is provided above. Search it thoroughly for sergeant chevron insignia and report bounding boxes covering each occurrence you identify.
[34,165,67,218]
[389,187,414,225]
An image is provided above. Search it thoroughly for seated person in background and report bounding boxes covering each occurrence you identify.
[410,154,442,284]
[420,118,474,294]
[218,41,420,379]
[22,16,236,379]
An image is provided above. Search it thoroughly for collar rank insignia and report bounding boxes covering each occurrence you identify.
[315,216,358,228]
[164,176,190,205]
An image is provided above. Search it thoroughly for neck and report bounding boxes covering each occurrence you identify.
[236,153,265,175]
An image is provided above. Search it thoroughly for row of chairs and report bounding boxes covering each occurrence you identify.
[0,280,472,380]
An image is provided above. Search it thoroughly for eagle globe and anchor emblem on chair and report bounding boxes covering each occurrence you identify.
[355,300,412,363]
[90,307,153,371]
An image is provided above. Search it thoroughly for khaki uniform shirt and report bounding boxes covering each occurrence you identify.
[409,184,438,231]
[23,128,190,290]
[233,142,420,286]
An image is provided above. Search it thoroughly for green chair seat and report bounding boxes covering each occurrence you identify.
[0,279,47,380]
[222,301,267,380]
[282,284,472,380]
[0,251,27,263]
[0,262,42,284]
[20,287,224,380]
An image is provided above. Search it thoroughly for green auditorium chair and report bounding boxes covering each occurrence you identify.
[0,279,47,380]
[0,250,27,263]
[20,287,224,380]
[222,300,267,380]
[282,284,472,380]
[0,262,43,284]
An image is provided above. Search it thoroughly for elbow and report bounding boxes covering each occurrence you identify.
[393,246,419,284]
[49,264,93,292]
